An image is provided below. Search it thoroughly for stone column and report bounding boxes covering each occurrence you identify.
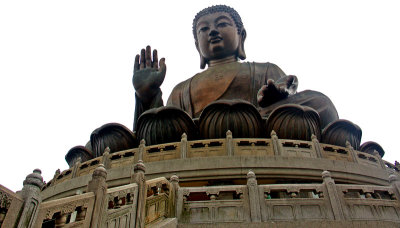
[168,175,179,218]
[322,171,345,221]
[346,141,358,163]
[101,147,111,169]
[132,160,146,228]
[71,157,82,178]
[372,150,387,170]
[389,174,400,200]
[134,140,145,164]
[181,133,188,159]
[17,169,44,228]
[246,170,261,222]
[271,130,282,156]
[311,134,323,158]
[87,164,108,228]
[226,130,234,156]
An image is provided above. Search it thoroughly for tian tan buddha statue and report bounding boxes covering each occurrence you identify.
[130,5,362,151]
[65,5,385,165]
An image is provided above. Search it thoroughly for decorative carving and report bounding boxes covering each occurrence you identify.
[360,141,385,158]
[199,100,265,139]
[136,106,198,146]
[266,104,321,141]
[322,119,362,150]
[0,191,12,209]
[90,122,138,157]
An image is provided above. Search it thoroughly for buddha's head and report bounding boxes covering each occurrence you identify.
[193,5,247,69]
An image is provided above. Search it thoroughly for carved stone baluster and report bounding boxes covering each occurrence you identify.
[226,130,234,156]
[346,141,358,163]
[312,134,323,158]
[87,164,108,228]
[134,140,145,164]
[373,150,387,169]
[389,174,400,201]
[17,169,44,228]
[181,133,188,159]
[169,175,179,218]
[247,170,261,222]
[101,147,111,169]
[132,161,146,228]
[271,130,282,156]
[322,171,345,221]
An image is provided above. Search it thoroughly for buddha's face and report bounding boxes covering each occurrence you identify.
[196,12,240,62]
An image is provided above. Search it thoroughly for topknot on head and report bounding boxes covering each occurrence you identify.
[192,5,244,42]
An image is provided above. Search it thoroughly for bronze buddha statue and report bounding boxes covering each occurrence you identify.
[132,5,347,146]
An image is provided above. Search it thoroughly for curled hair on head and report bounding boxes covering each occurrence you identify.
[192,5,244,42]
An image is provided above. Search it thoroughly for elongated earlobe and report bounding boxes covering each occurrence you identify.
[196,41,207,69]
[238,29,247,60]
[200,55,206,69]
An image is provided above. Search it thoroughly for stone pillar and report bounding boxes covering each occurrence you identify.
[134,140,145,164]
[87,164,108,228]
[226,130,234,156]
[132,160,146,228]
[168,175,179,218]
[311,134,323,158]
[17,169,44,228]
[246,170,261,222]
[372,150,387,170]
[101,147,111,169]
[346,141,358,163]
[271,130,282,156]
[180,133,188,159]
[322,171,345,221]
[389,174,400,200]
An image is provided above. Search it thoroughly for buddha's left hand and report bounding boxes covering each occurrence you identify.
[257,75,297,107]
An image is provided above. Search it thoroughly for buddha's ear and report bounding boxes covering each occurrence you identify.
[238,29,247,60]
[195,41,207,69]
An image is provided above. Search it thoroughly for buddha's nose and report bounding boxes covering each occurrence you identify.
[209,29,219,37]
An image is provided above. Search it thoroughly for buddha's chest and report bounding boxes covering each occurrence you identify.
[190,63,252,116]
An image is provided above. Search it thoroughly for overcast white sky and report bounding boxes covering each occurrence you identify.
[1,0,399,191]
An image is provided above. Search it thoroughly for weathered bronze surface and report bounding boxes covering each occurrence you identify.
[322,119,362,150]
[360,141,385,157]
[136,106,197,146]
[65,146,94,168]
[266,104,321,141]
[132,5,338,139]
[90,123,137,157]
[198,100,264,139]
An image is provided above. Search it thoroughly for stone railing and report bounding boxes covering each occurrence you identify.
[4,162,400,227]
[0,184,24,227]
[176,170,400,224]
[34,192,95,227]
[43,131,396,189]
[177,185,250,223]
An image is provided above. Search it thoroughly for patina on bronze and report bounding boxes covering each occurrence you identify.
[133,5,338,132]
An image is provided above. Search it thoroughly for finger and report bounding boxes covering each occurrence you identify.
[134,54,140,71]
[145,45,152,68]
[152,49,158,69]
[286,75,295,88]
[159,58,166,76]
[140,48,145,69]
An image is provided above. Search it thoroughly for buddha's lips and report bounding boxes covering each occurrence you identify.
[209,37,222,43]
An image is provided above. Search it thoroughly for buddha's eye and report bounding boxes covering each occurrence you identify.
[217,22,229,28]
[198,27,209,33]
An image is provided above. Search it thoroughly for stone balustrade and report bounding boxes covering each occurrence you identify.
[3,164,400,227]
[42,133,397,193]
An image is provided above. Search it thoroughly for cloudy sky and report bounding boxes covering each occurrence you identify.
[1,0,399,191]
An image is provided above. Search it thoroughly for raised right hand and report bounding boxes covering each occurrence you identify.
[133,46,166,103]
